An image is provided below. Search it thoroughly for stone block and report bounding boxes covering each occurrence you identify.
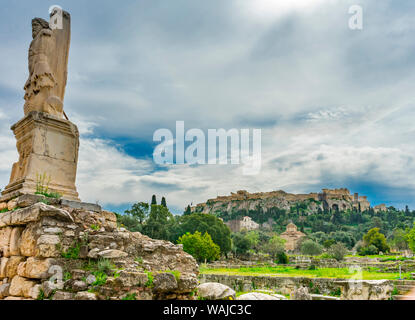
[1,112,80,201]
[9,275,37,298]
[9,227,24,256]
[60,199,101,212]
[6,256,26,279]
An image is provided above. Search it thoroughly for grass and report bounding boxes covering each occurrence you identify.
[200,266,412,280]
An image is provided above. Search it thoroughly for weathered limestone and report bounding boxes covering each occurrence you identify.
[0,199,199,300]
[336,280,393,300]
[5,256,26,278]
[9,275,37,298]
[237,292,282,300]
[197,283,236,300]
[1,112,80,201]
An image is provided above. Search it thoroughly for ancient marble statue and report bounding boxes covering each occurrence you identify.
[23,11,71,119]
[1,9,80,202]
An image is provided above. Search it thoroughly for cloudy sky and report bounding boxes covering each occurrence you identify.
[1,0,414,213]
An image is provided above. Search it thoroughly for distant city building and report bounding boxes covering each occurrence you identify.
[226,216,259,233]
[374,204,387,213]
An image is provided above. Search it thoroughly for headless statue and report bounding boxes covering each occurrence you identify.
[23,11,71,119]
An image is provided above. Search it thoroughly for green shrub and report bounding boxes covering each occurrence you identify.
[275,252,289,264]
[328,243,348,261]
[301,240,323,256]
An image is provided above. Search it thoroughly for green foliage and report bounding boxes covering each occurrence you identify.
[389,228,409,251]
[406,223,415,253]
[263,235,286,259]
[61,242,81,259]
[200,266,412,280]
[90,224,100,231]
[124,202,149,225]
[37,289,45,300]
[301,240,323,256]
[232,232,252,256]
[142,205,174,240]
[178,231,220,263]
[92,271,108,286]
[275,251,289,264]
[330,288,342,297]
[161,197,167,208]
[35,173,62,199]
[362,228,390,254]
[174,213,232,255]
[151,195,157,205]
[327,243,348,261]
[96,258,116,274]
[122,293,137,300]
[64,272,72,281]
[145,272,154,288]
[184,205,192,216]
[358,244,379,256]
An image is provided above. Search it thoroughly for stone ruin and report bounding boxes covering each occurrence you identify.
[0,10,199,300]
[280,223,306,252]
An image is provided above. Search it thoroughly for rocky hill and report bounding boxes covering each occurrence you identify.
[192,188,382,220]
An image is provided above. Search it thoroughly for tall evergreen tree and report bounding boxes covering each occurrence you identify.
[151,195,157,205]
[184,205,192,216]
[161,197,167,208]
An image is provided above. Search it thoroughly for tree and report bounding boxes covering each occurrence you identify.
[323,239,336,249]
[161,197,167,208]
[184,205,192,216]
[363,228,390,253]
[178,232,220,263]
[232,233,252,256]
[174,213,232,255]
[301,240,323,256]
[389,228,409,251]
[151,195,157,205]
[124,202,149,224]
[142,205,173,240]
[407,223,415,253]
[328,243,348,261]
[263,235,286,260]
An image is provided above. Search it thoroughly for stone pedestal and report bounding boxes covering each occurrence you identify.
[1,112,80,201]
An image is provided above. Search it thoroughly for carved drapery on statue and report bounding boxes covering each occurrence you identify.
[1,10,79,202]
[23,12,71,119]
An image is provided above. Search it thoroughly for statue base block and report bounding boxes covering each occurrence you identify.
[1,111,80,201]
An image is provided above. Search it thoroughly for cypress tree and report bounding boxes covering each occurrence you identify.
[151,195,157,205]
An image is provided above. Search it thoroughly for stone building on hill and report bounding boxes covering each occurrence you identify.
[280,223,306,252]
[226,216,259,233]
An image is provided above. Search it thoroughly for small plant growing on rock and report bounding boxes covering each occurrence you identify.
[35,172,63,199]
[37,289,45,300]
[61,241,81,259]
[122,293,137,300]
[97,258,116,275]
[145,272,154,288]
[90,224,100,231]
[92,271,108,286]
